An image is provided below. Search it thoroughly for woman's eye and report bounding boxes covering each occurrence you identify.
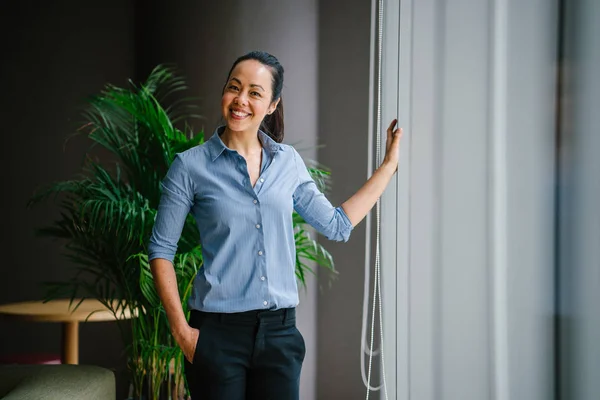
[228,85,239,91]
[251,91,261,97]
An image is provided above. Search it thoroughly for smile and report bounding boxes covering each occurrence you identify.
[231,109,251,119]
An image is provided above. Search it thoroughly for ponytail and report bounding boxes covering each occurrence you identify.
[261,97,284,143]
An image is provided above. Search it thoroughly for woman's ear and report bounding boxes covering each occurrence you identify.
[268,98,280,115]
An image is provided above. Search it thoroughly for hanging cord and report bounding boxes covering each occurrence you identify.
[361,0,389,398]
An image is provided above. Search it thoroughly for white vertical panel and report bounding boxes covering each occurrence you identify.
[489,0,510,398]
[409,0,439,398]
[505,1,557,400]
[379,0,401,396]
[379,0,556,399]
[395,0,413,398]
[439,1,492,398]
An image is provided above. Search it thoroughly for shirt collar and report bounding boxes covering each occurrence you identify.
[207,125,285,162]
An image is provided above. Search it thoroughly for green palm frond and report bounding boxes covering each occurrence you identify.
[305,160,332,194]
[294,222,337,289]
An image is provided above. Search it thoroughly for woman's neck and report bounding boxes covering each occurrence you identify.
[221,127,262,156]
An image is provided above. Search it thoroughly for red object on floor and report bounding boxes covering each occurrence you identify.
[0,353,61,364]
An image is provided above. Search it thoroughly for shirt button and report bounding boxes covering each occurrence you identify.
[260,276,265,281]
[258,251,263,256]
[256,224,261,229]
[260,178,264,182]
[263,301,268,306]
[253,199,258,204]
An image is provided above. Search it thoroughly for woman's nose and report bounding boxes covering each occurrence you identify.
[235,93,248,106]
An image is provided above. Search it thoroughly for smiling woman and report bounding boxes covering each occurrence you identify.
[221,52,285,143]
[148,50,402,400]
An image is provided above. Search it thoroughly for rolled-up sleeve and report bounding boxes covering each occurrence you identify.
[292,148,353,242]
[148,154,195,262]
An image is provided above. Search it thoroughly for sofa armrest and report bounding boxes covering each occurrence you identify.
[0,364,115,400]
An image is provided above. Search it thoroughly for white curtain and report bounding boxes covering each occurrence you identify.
[378,1,558,399]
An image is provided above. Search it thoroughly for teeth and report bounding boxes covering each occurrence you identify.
[232,110,249,117]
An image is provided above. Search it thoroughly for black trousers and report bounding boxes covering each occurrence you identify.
[184,307,306,400]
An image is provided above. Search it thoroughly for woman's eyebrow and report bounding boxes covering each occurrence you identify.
[229,77,265,92]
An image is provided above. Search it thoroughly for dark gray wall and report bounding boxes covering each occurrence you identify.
[560,0,600,399]
[136,2,374,398]
[317,1,373,399]
[134,3,321,398]
[0,1,135,397]
[0,2,373,399]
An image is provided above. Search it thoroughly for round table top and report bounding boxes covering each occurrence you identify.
[0,298,135,323]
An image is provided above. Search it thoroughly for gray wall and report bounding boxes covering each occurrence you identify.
[0,1,135,397]
[0,2,318,397]
[141,3,377,398]
[136,2,321,398]
[317,1,374,399]
[560,0,600,398]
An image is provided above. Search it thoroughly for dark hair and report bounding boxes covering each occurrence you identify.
[223,51,285,143]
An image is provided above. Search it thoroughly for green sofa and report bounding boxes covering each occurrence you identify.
[0,364,115,399]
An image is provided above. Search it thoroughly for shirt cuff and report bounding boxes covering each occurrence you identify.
[147,251,176,264]
[336,206,354,242]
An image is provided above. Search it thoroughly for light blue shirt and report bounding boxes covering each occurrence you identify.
[148,126,353,313]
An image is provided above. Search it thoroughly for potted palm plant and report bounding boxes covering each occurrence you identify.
[28,64,336,399]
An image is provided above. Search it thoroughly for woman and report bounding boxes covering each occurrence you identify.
[148,51,402,400]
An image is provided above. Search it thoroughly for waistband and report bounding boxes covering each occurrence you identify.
[190,307,296,326]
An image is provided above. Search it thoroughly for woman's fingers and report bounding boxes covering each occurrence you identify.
[386,127,402,163]
[386,119,400,148]
[386,120,401,152]
[183,327,200,363]
[387,120,395,145]
[395,127,403,139]
[387,118,398,132]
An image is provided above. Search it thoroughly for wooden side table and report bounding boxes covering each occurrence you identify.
[0,299,134,364]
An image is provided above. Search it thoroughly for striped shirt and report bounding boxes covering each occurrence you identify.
[148,126,353,313]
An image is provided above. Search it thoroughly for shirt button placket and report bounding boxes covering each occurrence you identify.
[254,196,268,308]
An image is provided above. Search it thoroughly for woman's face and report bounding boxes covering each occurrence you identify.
[221,59,279,134]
